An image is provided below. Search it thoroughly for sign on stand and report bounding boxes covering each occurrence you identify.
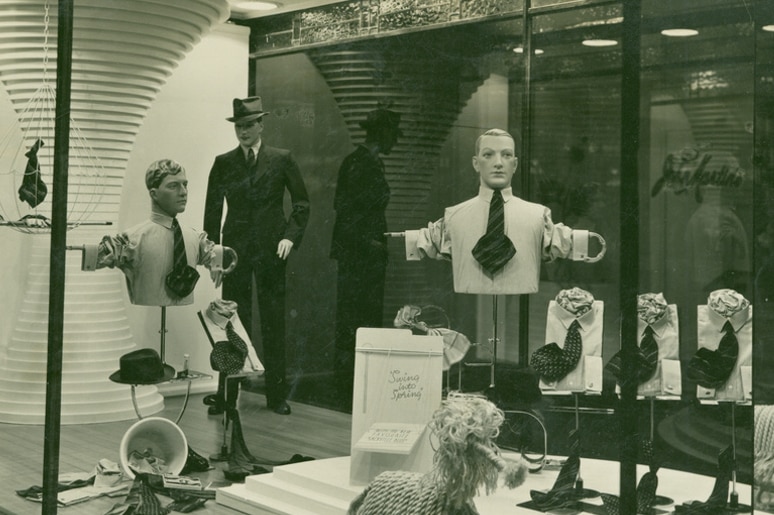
[350,328,444,485]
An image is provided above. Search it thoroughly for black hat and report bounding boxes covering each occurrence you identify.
[109,348,176,385]
[359,108,403,136]
[227,96,270,122]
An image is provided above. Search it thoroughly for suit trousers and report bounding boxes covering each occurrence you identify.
[223,247,287,407]
[334,254,387,406]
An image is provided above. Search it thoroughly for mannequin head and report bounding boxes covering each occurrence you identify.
[473,129,518,190]
[146,159,188,217]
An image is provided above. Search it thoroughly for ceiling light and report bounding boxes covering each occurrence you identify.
[582,39,617,47]
[513,46,544,55]
[763,25,774,32]
[234,1,278,10]
[661,28,699,37]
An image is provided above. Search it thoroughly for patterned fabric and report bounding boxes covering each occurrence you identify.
[637,292,668,325]
[209,321,248,375]
[116,474,168,515]
[605,326,659,386]
[531,320,582,382]
[471,189,516,276]
[18,138,47,208]
[708,289,750,318]
[687,321,738,389]
[555,288,594,317]
[348,471,476,515]
[529,428,580,510]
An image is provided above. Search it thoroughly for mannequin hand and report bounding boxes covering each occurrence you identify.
[277,239,294,260]
[210,268,224,288]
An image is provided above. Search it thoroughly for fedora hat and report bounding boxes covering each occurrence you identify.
[109,348,176,385]
[227,96,270,122]
[359,108,403,136]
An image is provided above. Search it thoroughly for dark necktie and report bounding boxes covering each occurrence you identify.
[471,189,516,276]
[530,428,580,509]
[171,217,187,271]
[247,148,256,168]
[686,321,738,389]
[18,138,48,208]
[210,321,249,376]
[605,325,660,386]
[531,320,583,382]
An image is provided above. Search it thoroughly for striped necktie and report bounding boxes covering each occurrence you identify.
[471,189,516,276]
[687,321,738,389]
[530,428,580,509]
[604,325,659,386]
[171,217,187,271]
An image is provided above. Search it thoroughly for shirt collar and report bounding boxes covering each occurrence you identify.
[478,186,514,203]
[150,211,175,230]
[205,306,234,330]
[639,309,671,339]
[555,302,595,330]
[241,140,262,159]
[707,304,752,333]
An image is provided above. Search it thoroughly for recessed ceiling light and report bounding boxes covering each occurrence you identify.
[582,39,617,47]
[513,46,544,55]
[661,28,699,37]
[234,1,278,10]
[763,25,774,32]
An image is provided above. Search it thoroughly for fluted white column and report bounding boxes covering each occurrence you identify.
[0,0,230,424]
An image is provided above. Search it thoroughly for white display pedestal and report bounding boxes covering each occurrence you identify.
[215,454,758,515]
[349,327,444,485]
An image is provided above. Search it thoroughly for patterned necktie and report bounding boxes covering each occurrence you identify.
[687,321,738,389]
[531,320,583,382]
[210,321,249,376]
[247,147,256,168]
[471,189,516,276]
[605,326,659,386]
[530,428,580,509]
[600,439,659,514]
[171,218,187,271]
[637,326,659,383]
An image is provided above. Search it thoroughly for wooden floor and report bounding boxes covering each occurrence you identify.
[0,391,352,515]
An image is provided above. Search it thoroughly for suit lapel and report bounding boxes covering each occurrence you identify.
[253,146,269,184]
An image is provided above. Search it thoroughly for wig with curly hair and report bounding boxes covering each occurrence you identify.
[349,393,528,515]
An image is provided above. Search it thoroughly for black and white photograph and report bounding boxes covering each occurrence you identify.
[0,0,772,513]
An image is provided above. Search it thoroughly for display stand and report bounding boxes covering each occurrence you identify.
[644,396,674,506]
[129,306,210,422]
[458,296,498,394]
[571,392,599,499]
[726,401,752,513]
[350,328,444,485]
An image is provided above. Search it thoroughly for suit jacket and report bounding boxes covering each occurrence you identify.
[203,144,310,257]
[330,145,390,261]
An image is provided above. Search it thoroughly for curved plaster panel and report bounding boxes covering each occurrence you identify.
[0,0,229,424]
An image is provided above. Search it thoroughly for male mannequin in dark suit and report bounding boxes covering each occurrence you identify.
[204,97,310,415]
[330,109,401,410]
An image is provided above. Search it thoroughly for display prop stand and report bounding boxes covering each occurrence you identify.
[350,328,444,485]
[571,392,599,499]
[726,401,752,513]
[129,306,210,422]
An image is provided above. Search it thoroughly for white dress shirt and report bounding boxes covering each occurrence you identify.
[405,187,573,294]
[540,300,604,393]
[696,304,752,402]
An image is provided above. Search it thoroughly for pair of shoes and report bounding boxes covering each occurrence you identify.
[271,401,291,415]
[203,394,221,406]
[208,404,225,416]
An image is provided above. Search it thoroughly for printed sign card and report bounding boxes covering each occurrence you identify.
[350,327,444,485]
[354,423,427,454]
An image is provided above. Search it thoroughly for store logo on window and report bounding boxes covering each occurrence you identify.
[651,145,745,197]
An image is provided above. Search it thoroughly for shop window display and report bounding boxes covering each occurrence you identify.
[234,0,770,511]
